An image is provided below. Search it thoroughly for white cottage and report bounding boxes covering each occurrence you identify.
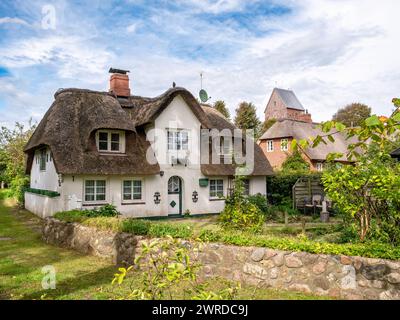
[24,69,273,218]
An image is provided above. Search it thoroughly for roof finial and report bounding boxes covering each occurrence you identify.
[172,82,176,88]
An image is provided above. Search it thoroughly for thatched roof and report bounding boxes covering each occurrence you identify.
[259,119,356,162]
[25,89,160,175]
[201,106,273,176]
[25,87,273,176]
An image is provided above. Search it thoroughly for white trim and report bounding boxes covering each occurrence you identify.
[121,178,145,204]
[96,130,126,153]
[209,178,224,200]
[83,178,107,204]
[281,138,289,151]
[266,140,274,152]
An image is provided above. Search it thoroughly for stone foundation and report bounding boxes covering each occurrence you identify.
[42,218,400,300]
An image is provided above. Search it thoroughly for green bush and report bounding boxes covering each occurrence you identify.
[247,193,268,214]
[220,175,265,232]
[149,223,193,239]
[10,176,30,206]
[54,210,87,222]
[121,219,151,235]
[86,204,120,217]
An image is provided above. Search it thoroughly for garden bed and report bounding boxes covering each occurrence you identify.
[53,211,400,261]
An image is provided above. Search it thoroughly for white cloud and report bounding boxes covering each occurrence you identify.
[0,17,29,26]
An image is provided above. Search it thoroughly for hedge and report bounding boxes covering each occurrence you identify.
[26,187,60,198]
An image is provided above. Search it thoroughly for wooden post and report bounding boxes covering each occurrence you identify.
[284,212,289,227]
[301,217,306,234]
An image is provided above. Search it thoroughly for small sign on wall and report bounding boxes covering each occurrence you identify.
[199,178,209,187]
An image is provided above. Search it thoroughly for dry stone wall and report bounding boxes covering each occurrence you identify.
[42,218,400,300]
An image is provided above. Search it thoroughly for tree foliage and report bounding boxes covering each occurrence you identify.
[293,98,400,243]
[332,103,371,127]
[234,102,261,138]
[219,175,264,232]
[213,100,230,119]
[260,118,277,136]
[112,236,240,300]
[0,121,36,204]
[281,150,310,174]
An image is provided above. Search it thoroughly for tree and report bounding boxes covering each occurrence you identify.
[293,98,400,243]
[260,118,277,136]
[213,100,230,120]
[0,121,36,204]
[332,103,371,127]
[281,150,310,174]
[234,102,261,138]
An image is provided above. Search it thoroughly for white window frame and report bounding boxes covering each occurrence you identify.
[266,140,274,152]
[96,130,125,153]
[243,179,250,196]
[39,149,47,171]
[84,179,107,204]
[209,179,224,199]
[122,179,144,203]
[316,162,324,172]
[167,129,189,151]
[217,137,233,156]
[281,138,289,151]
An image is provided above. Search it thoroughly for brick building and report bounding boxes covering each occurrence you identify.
[264,88,312,123]
[259,88,355,171]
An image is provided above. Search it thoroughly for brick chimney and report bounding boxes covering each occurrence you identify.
[109,68,130,97]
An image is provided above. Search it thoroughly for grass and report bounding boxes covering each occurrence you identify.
[0,191,330,300]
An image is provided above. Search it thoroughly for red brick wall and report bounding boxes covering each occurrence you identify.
[264,90,312,123]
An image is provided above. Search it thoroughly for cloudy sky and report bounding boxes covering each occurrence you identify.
[0,0,399,127]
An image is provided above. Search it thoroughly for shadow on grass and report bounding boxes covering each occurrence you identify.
[21,265,119,300]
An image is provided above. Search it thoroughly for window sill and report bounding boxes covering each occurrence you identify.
[121,202,146,205]
[82,202,107,207]
[209,198,225,201]
[98,152,126,156]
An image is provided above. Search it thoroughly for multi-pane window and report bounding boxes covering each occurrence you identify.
[84,180,106,202]
[97,131,123,152]
[210,179,224,198]
[123,180,142,201]
[219,137,232,156]
[167,130,189,150]
[316,162,324,172]
[39,149,46,171]
[266,140,274,152]
[281,138,289,151]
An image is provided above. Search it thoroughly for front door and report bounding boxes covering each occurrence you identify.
[168,176,182,215]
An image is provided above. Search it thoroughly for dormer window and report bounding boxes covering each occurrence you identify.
[167,129,189,151]
[96,130,125,153]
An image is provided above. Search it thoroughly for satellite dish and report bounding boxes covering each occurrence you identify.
[199,89,209,103]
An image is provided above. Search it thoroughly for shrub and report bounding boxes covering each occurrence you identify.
[247,193,268,214]
[198,228,400,260]
[220,175,265,232]
[10,175,29,206]
[148,223,193,239]
[121,219,151,235]
[54,210,86,222]
[86,204,120,217]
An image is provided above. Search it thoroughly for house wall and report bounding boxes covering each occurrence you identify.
[26,95,266,218]
[259,138,317,171]
[30,147,60,192]
[265,90,288,121]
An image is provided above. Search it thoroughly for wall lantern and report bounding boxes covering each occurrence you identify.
[192,191,198,203]
[154,192,161,204]
[159,171,164,177]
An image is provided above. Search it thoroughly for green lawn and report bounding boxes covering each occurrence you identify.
[0,192,331,300]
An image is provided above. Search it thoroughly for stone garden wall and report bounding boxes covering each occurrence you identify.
[42,218,400,300]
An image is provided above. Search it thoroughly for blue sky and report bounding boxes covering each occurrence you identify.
[1,0,400,127]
